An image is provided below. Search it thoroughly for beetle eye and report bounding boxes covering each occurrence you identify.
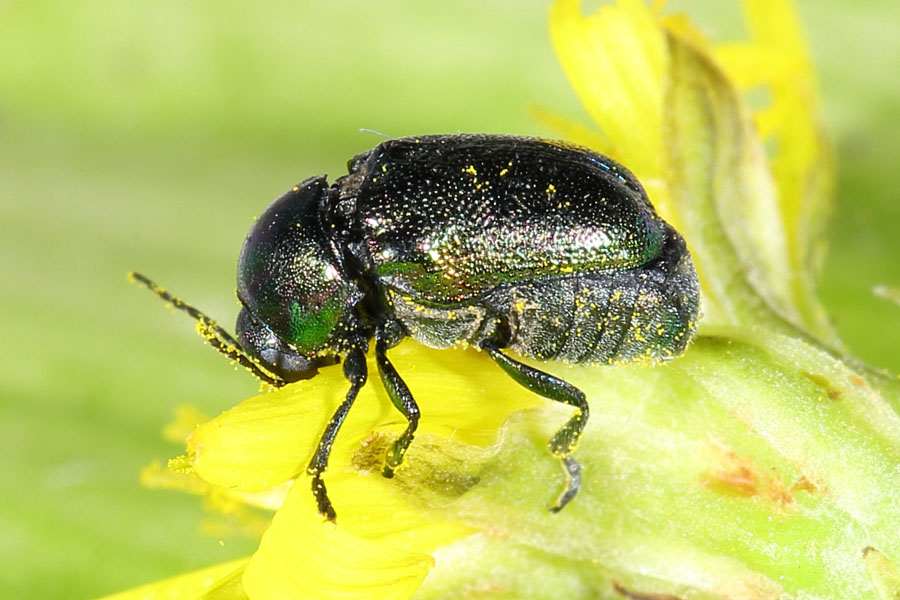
[235,308,318,382]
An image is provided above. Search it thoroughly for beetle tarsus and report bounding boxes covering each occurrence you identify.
[551,456,582,513]
[311,474,337,522]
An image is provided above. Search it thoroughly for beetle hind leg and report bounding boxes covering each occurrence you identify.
[481,338,589,512]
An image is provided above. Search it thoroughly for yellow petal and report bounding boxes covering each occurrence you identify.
[96,558,249,600]
[714,43,804,90]
[187,343,528,597]
[242,476,437,600]
[527,105,611,155]
[549,0,673,225]
[187,343,542,492]
[551,0,837,346]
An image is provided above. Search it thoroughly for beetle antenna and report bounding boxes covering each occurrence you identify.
[128,271,285,387]
[357,127,394,139]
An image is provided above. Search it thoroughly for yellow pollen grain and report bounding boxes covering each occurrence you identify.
[546,183,557,194]
[463,165,478,176]
[499,168,509,177]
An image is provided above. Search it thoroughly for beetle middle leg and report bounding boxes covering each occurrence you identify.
[375,326,421,479]
[481,337,589,512]
[307,347,367,521]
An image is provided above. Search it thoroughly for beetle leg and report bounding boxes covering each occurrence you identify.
[375,328,420,478]
[306,347,367,522]
[481,338,589,512]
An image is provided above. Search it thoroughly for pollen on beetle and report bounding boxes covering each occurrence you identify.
[462,165,478,177]
[324,264,340,281]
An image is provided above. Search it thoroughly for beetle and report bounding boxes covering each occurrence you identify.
[133,134,700,522]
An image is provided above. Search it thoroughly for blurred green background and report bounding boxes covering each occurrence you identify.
[0,1,897,597]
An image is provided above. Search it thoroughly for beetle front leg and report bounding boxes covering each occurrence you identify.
[375,328,420,478]
[481,338,589,512]
[306,347,367,522]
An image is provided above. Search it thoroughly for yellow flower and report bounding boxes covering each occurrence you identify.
[549,0,838,345]
[105,2,900,599]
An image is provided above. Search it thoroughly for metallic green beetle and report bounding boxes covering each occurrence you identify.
[134,134,700,521]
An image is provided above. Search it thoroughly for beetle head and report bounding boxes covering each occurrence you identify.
[235,307,321,381]
[236,176,363,380]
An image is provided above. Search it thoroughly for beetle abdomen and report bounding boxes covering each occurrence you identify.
[385,227,698,366]
[494,228,698,365]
